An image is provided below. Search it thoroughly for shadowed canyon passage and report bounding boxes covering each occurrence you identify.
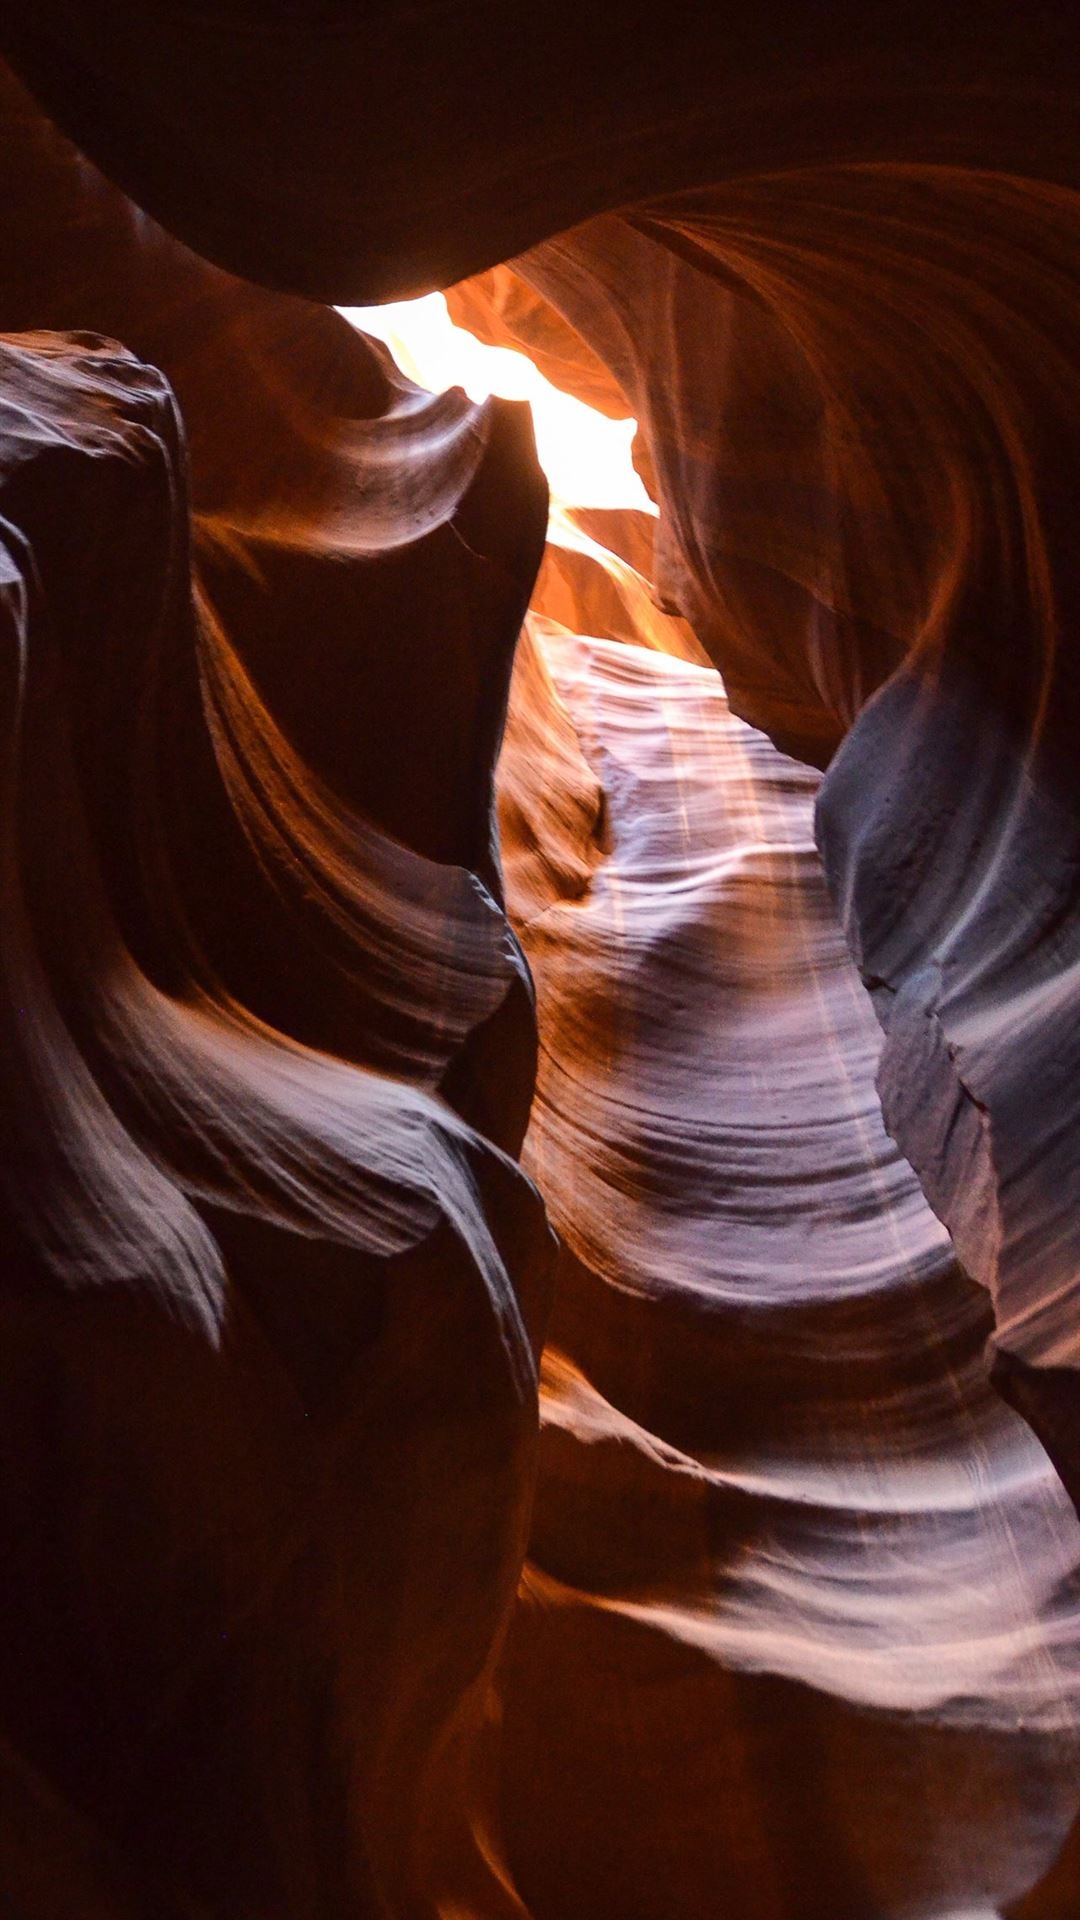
[0,10,1078,1919]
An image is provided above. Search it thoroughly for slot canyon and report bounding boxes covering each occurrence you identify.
[0,8,1078,1917]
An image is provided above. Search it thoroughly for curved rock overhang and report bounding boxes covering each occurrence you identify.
[0,10,1077,1917]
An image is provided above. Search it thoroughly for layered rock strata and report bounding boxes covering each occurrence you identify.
[0,10,1078,1917]
[0,74,554,1916]
[498,610,1080,1918]
[450,148,1080,1510]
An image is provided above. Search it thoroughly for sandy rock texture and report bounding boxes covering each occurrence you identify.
[0,8,1078,1916]
[498,607,1080,1918]
[0,73,553,1918]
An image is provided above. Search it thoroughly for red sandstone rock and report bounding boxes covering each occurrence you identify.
[0,185,552,1920]
[497,616,1080,1918]
[2,4,1073,300]
[0,9,1079,1917]
[461,155,1080,1520]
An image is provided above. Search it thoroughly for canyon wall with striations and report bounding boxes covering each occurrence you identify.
[0,9,1078,1916]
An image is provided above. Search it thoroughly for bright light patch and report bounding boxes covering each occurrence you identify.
[338,292,653,516]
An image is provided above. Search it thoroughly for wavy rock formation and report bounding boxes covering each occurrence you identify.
[452,147,1080,1516]
[497,612,1080,1918]
[0,324,551,1920]
[2,4,1072,301]
[1,9,1079,1920]
[446,270,628,423]
[532,507,708,670]
[0,72,556,1920]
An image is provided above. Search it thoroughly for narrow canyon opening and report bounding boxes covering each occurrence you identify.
[0,21,1077,1920]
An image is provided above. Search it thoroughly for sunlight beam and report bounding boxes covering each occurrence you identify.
[339,293,654,516]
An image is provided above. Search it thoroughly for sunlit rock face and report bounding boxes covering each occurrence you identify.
[448,152,1080,1517]
[0,8,1079,1920]
[497,606,1080,1918]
